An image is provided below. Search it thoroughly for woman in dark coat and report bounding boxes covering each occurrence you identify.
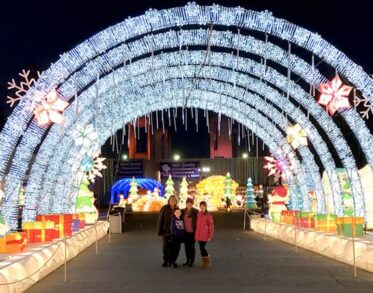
[181,198,198,267]
[157,195,178,267]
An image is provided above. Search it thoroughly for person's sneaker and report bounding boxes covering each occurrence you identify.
[188,263,193,267]
[162,261,169,267]
[172,263,178,268]
[182,262,188,266]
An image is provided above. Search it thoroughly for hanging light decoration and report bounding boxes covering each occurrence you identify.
[318,74,352,116]
[79,151,107,183]
[287,123,308,149]
[33,89,69,126]
[264,155,289,182]
[7,69,40,108]
[73,124,98,148]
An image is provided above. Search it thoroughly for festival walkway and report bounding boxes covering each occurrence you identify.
[27,212,373,293]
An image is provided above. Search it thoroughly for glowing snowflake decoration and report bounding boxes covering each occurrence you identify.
[287,124,308,149]
[353,93,373,119]
[264,155,289,182]
[318,74,352,115]
[79,151,107,183]
[33,89,69,126]
[7,70,40,107]
[73,124,98,148]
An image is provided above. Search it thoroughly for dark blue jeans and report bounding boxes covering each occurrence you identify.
[198,241,208,257]
[170,236,183,263]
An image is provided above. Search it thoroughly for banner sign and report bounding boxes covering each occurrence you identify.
[160,162,201,179]
[114,160,144,178]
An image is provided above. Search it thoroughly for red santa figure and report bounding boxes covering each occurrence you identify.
[268,185,289,216]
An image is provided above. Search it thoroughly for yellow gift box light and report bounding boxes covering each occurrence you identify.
[314,214,337,233]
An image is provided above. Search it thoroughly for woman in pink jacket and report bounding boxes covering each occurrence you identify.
[195,201,214,268]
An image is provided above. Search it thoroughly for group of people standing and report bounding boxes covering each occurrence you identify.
[157,195,214,269]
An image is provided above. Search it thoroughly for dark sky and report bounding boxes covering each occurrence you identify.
[1,0,373,129]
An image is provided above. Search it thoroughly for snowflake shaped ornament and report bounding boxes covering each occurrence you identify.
[287,124,307,149]
[7,70,40,107]
[264,155,289,182]
[318,75,352,115]
[73,124,98,148]
[33,89,69,126]
[79,152,107,183]
[353,93,373,119]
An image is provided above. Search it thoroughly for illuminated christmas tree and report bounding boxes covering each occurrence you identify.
[165,175,175,200]
[245,178,257,209]
[178,177,190,208]
[128,177,139,203]
[75,181,98,224]
[223,172,234,211]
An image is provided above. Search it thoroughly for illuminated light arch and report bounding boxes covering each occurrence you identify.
[111,178,165,203]
[22,48,366,219]
[0,3,372,228]
[52,92,310,213]
[28,55,350,218]
[44,78,325,214]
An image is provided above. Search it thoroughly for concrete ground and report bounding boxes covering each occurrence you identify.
[27,212,373,293]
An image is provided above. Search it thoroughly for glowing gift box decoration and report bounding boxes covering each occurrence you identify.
[71,219,80,232]
[23,221,54,243]
[0,232,27,253]
[36,214,73,238]
[296,212,315,228]
[314,214,337,233]
[271,212,282,223]
[336,217,364,238]
[281,210,299,225]
[73,213,86,229]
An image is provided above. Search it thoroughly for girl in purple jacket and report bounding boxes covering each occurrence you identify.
[195,201,214,268]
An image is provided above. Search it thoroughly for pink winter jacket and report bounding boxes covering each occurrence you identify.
[195,211,214,242]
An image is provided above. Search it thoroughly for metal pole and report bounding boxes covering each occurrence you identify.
[64,237,67,283]
[243,209,246,230]
[352,219,357,277]
[109,221,111,243]
[264,216,267,241]
[95,222,98,255]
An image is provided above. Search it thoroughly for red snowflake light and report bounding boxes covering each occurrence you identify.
[263,155,289,182]
[318,74,352,115]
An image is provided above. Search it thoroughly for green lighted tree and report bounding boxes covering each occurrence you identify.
[245,177,257,209]
[165,175,175,200]
[178,177,189,208]
[128,177,139,203]
[75,180,98,224]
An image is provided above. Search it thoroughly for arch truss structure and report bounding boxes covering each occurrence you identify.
[1,2,373,229]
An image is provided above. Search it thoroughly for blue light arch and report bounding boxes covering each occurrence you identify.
[110,177,165,204]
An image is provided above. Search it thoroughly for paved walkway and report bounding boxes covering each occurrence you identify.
[28,212,373,293]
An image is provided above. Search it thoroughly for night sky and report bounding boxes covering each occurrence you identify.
[1,0,373,159]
